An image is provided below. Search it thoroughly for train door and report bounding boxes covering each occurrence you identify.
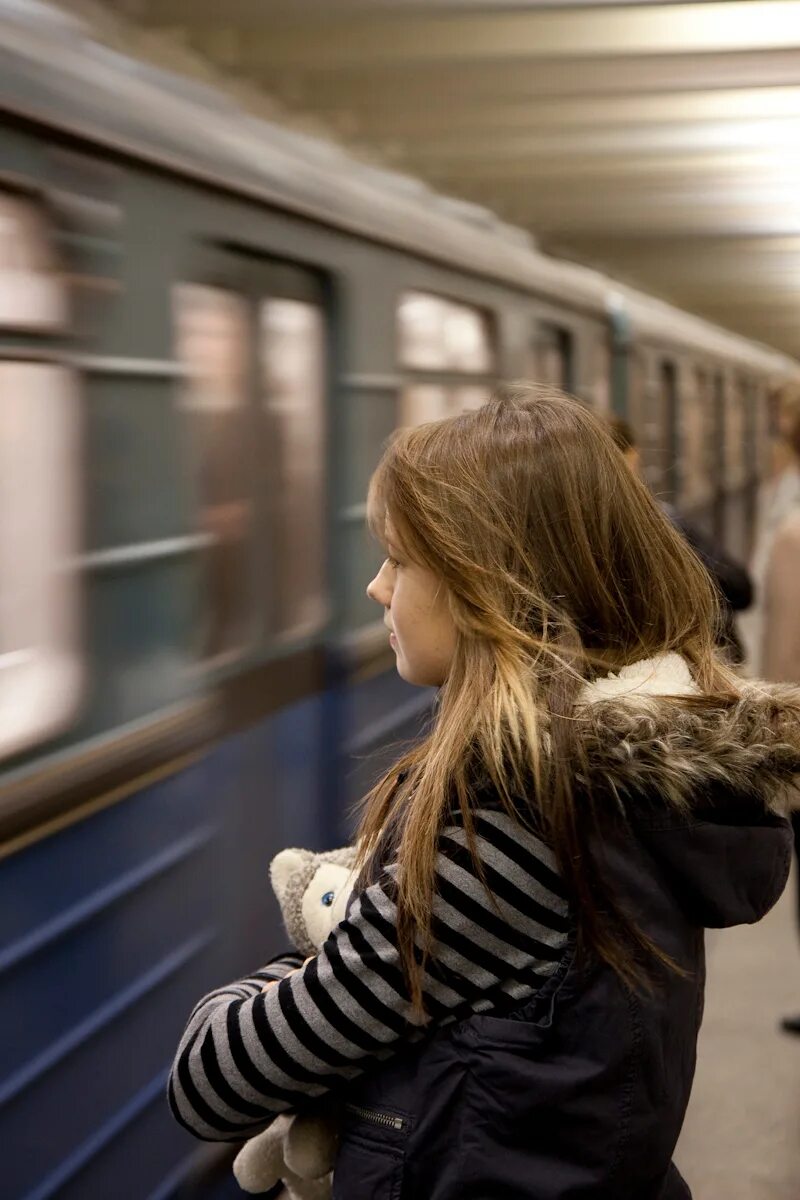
[175,253,329,660]
[174,248,333,965]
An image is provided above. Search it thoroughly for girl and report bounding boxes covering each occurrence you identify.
[170,386,798,1199]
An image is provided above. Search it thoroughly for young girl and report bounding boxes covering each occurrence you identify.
[170,386,798,1199]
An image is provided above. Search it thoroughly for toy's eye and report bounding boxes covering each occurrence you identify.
[321,891,335,907]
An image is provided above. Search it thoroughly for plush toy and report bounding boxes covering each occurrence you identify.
[232,845,357,1199]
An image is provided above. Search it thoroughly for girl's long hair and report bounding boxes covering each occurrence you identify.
[356,385,741,1016]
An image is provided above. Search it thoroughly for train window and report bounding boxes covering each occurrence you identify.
[174,284,255,663]
[529,324,573,392]
[260,298,327,640]
[0,193,65,330]
[398,292,494,373]
[397,291,495,426]
[0,365,82,759]
[0,192,81,760]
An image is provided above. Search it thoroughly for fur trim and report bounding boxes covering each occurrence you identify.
[575,658,800,812]
[580,653,698,703]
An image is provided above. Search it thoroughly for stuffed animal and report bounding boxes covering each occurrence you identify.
[232,845,357,1199]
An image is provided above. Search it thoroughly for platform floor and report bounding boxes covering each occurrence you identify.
[676,869,800,1199]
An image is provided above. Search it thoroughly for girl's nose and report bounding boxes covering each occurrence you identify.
[367,562,391,606]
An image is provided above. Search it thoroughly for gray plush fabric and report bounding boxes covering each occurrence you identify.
[271,846,358,959]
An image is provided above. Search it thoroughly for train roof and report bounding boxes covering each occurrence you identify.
[0,0,796,380]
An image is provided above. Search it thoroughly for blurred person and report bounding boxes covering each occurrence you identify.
[608,415,752,663]
[169,387,796,1200]
[757,400,800,1037]
[744,383,800,676]
[760,404,800,684]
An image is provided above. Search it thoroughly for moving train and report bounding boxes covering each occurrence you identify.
[0,4,796,1198]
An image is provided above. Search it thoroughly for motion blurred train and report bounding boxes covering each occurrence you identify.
[0,4,797,1198]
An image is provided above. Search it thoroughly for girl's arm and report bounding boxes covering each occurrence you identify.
[168,809,569,1142]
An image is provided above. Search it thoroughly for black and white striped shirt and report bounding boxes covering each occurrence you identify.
[168,808,570,1141]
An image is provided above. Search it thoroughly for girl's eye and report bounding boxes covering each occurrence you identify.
[386,556,400,569]
[321,891,335,907]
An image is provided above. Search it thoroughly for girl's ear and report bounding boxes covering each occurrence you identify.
[270,848,308,906]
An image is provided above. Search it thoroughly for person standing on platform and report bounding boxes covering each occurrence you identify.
[607,416,752,664]
[757,398,800,1037]
[169,387,797,1200]
[744,383,800,677]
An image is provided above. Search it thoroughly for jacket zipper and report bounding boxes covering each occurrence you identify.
[345,1102,406,1132]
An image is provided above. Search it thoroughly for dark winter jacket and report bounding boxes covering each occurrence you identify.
[333,674,795,1200]
[169,658,798,1199]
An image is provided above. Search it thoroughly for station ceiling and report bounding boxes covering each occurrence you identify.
[76,0,800,358]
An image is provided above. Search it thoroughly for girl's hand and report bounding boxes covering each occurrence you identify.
[261,956,314,992]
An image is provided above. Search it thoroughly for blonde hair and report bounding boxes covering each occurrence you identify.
[358,384,739,1014]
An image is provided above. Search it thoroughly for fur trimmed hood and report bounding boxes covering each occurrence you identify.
[574,654,798,928]
[576,653,800,813]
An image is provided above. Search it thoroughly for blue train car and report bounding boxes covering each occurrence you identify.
[0,6,795,1199]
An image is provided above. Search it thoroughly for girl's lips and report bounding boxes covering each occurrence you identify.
[389,633,397,648]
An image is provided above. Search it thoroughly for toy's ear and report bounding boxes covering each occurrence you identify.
[270,849,309,907]
[320,845,358,870]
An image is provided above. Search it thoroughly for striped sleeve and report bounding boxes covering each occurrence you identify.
[175,951,305,1030]
[168,810,570,1141]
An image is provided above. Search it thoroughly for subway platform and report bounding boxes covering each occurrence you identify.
[676,868,800,1199]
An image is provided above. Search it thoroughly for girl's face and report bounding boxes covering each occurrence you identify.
[367,527,457,687]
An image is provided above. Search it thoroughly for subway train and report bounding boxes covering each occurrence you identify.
[0,5,797,1199]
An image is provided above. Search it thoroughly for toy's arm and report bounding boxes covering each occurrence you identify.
[168,809,569,1142]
